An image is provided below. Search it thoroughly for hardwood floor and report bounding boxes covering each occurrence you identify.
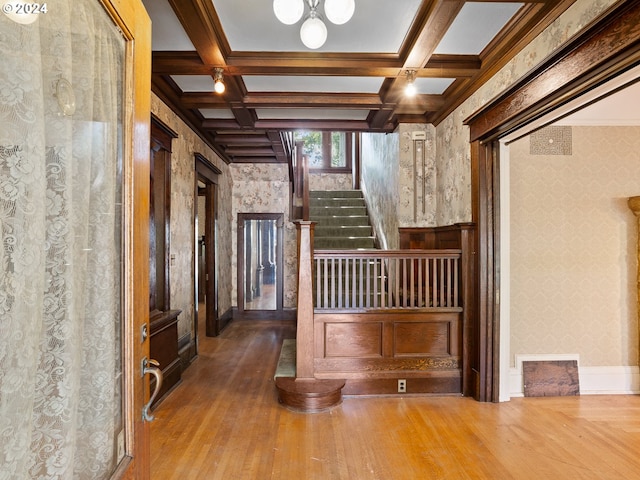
[150,319,640,479]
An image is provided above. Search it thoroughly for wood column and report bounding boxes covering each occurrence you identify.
[295,220,315,379]
[627,197,640,358]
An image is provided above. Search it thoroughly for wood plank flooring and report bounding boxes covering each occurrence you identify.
[150,319,640,479]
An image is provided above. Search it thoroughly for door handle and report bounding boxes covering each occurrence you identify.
[142,358,163,422]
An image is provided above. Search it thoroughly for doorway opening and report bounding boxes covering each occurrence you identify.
[237,213,285,319]
[195,153,223,339]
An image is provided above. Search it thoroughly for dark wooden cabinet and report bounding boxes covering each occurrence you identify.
[150,309,182,406]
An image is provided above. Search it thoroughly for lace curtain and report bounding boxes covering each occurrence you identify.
[0,1,125,478]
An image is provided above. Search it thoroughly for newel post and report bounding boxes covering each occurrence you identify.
[295,220,315,379]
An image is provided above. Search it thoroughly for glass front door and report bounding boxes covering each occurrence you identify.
[0,1,152,478]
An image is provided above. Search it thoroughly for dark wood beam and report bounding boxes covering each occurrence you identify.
[153,52,480,78]
[372,0,465,130]
[166,0,227,65]
[223,147,276,156]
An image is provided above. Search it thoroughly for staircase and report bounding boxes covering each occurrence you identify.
[309,190,375,249]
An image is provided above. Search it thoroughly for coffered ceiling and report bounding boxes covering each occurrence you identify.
[143,0,577,164]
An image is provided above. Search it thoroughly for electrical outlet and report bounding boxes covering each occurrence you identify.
[398,379,406,393]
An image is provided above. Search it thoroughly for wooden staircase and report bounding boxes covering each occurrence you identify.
[309,190,375,249]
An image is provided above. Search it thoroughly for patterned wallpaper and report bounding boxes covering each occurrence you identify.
[361,132,400,250]
[435,0,617,226]
[150,93,233,341]
[309,172,352,191]
[432,0,630,368]
[509,126,640,367]
[230,163,298,309]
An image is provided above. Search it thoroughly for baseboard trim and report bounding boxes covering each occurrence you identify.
[509,354,639,397]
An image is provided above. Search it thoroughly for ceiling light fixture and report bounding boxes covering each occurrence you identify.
[405,70,417,97]
[273,0,355,50]
[214,68,225,94]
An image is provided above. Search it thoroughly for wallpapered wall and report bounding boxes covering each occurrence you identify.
[509,126,640,367]
[432,0,631,368]
[148,0,625,368]
[150,93,234,342]
[361,124,437,249]
[435,0,618,226]
[361,131,399,250]
[230,163,298,309]
[308,172,352,191]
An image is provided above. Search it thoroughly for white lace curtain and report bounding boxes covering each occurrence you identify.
[0,1,125,478]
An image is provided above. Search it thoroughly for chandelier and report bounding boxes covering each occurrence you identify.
[273,0,356,50]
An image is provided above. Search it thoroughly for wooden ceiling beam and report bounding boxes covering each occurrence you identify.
[401,1,466,69]
[214,135,273,146]
[231,157,282,163]
[372,0,465,130]
[223,147,276,156]
[166,0,227,66]
[181,93,228,108]
[254,119,375,131]
[153,52,480,78]
[243,93,382,108]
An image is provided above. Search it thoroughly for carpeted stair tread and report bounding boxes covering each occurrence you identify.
[315,225,373,236]
[311,215,370,227]
[310,190,364,198]
[310,198,366,207]
[309,189,376,250]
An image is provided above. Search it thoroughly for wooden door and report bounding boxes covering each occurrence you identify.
[105,0,152,478]
[0,0,151,477]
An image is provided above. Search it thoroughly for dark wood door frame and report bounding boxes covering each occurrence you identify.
[464,2,640,402]
[195,153,222,336]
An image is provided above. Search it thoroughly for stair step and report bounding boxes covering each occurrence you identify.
[312,215,370,227]
[310,197,366,208]
[314,237,376,249]
[315,225,372,237]
[310,190,363,199]
[309,189,376,251]
[309,206,367,217]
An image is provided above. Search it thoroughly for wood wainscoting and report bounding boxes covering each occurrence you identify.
[314,311,462,395]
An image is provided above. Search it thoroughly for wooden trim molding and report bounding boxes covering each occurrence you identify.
[464,1,640,402]
[465,1,640,142]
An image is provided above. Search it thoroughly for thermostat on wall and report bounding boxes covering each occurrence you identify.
[411,131,427,140]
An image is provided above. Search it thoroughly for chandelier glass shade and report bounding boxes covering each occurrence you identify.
[324,0,355,25]
[273,0,355,50]
[273,0,305,25]
[300,12,327,49]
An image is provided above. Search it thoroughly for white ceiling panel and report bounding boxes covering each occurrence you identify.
[556,80,640,126]
[142,0,195,51]
[243,75,384,93]
[415,78,456,95]
[212,0,423,53]
[171,75,216,92]
[435,3,523,55]
[255,108,370,120]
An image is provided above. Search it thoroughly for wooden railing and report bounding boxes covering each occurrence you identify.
[314,250,462,310]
